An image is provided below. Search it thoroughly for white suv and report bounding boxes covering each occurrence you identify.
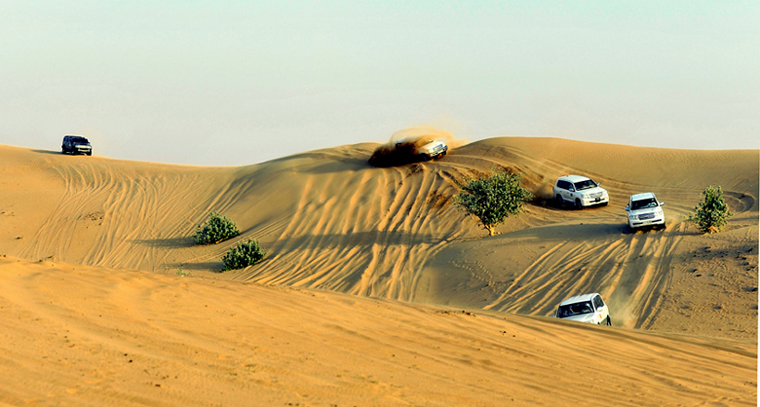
[553,175,609,209]
[555,293,611,326]
[394,137,448,161]
[625,192,666,230]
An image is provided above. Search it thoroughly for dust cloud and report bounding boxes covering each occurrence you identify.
[368,126,467,167]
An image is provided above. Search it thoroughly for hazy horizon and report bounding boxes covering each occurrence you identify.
[2,1,758,166]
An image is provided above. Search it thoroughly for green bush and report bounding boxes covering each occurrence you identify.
[686,185,733,233]
[221,239,266,272]
[454,169,533,236]
[193,212,240,245]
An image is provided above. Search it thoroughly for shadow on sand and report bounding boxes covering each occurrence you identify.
[131,237,196,249]
[32,149,66,156]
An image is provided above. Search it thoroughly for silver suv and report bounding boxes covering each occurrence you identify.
[62,135,92,156]
[553,175,609,209]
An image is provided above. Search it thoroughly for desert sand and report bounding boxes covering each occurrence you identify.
[0,137,757,406]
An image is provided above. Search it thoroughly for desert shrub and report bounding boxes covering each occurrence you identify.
[193,212,240,245]
[221,239,266,272]
[454,169,533,236]
[686,185,733,233]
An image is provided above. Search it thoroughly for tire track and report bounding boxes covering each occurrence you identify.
[17,160,221,272]
[236,161,466,301]
[473,220,684,328]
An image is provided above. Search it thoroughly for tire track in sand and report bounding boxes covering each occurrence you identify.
[481,222,684,328]
[17,159,220,271]
[235,162,470,301]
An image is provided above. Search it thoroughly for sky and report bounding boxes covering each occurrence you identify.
[1,1,758,166]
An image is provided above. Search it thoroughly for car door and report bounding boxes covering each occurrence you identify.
[593,295,608,321]
[553,181,563,201]
[561,181,576,202]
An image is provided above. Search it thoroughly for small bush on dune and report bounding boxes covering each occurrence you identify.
[193,212,240,245]
[221,239,266,272]
[686,185,733,233]
[454,169,533,236]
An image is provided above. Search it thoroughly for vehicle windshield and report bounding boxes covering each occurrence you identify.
[72,137,89,143]
[573,179,597,191]
[557,301,594,318]
[631,198,657,210]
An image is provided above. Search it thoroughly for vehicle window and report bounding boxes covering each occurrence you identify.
[573,179,597,191]
[594,296,604,309]
[558,301,594,317]
[631,198,657,210]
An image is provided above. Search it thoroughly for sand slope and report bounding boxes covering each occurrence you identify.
[0,256,755,406]
[0,138,757,405]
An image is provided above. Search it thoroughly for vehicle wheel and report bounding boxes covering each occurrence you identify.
[86,151,92,156]
[606,316,612,326]
[601,201,608,207]
[61,148,66,154]
[555,195,563,207]
[575,199,582,210]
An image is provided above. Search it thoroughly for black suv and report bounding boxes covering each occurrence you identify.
[61,135,92,156]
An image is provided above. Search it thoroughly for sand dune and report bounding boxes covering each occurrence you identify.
[1,256,756,406]
[0,137,757,405]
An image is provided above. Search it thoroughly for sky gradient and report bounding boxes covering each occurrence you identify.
[2,1,758,166]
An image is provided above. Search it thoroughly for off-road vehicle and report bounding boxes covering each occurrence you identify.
[368,138,447,167]
[61,135,92,156]
[555,293,611,325]
[395,137,447,161]
[625,192,666,230]
[553,175,609,209]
